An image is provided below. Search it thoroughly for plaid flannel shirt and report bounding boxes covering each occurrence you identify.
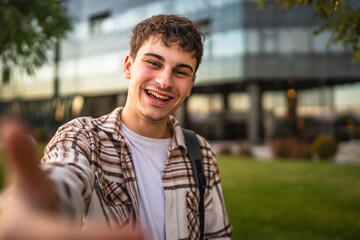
[41,107,233,239]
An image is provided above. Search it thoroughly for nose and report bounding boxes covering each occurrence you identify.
[155,69,173,89]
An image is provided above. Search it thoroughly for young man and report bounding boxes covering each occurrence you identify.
[0,14,233,239]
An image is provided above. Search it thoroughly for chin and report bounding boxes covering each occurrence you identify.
[141,111,168,122]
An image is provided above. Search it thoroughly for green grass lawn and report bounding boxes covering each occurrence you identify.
[1,147,360,239]
[218,155,360,240]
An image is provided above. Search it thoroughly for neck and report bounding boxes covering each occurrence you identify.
[121,107,171,139]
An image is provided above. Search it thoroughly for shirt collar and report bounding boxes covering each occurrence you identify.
[94,107,124,141]
[168,115,187,151]
[94,107,187,150]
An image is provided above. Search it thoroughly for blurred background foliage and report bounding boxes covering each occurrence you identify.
[0,0,72,75]
[255,0,360,60]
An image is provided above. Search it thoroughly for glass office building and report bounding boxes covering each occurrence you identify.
[1,0,359,142]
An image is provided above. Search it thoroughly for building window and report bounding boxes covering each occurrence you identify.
[197,19,211,35]
[197,19,211,59]
[211,29,245,58]
[2,67,10,84]
[246,29,259,54]
[263,29,276,53]
[89,11,111,35]
[278,27,310,54]
[313,30,344,53]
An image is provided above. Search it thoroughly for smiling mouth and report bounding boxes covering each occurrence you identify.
[146,90,172,101]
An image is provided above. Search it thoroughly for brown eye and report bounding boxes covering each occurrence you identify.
[175,70,190,77]
[176,71,187,75]
[148,61,160,67]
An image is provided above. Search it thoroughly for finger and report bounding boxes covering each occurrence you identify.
[0,117,39,183]
[0,117,57,211]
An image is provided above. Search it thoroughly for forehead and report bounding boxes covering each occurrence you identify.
[138,35,197,66]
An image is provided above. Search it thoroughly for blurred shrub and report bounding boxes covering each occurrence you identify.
[218,147,232,155]
[273,117,319,140]
[312,135,338,161]
[272,137,312,159]
[239,142,252,157]
[335,114,360,141]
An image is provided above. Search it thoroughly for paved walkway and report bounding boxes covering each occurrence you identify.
[2,139,359,164]
[211,140,360,164]
[333,140,360,164]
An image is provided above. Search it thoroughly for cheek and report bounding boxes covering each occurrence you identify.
[132,68,153,84]
[180,81,193,97]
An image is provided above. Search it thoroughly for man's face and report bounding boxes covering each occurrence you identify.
[124,35,197,123]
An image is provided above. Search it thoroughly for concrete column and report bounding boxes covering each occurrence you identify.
[329,85,335,136]
[116,92,127,107]
[318,79,327,134]
[247,83,263,144]
[222,92,229,111]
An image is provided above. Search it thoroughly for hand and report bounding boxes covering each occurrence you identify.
[0,116,57,211]
[0,189,143,240]
[0,116,143,239]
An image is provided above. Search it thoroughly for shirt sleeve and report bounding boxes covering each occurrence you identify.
[40,121,95,224]
[200,137,233,239]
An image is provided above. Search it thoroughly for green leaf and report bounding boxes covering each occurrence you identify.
[0,0,72,75]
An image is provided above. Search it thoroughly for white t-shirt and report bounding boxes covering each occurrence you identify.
[121,123,172,240]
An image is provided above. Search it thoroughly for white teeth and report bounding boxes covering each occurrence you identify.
[146,90,170,100]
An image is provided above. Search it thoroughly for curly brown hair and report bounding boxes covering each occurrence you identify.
[130,14,205,73]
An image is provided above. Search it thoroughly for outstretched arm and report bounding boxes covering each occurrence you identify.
[0,117,142,239]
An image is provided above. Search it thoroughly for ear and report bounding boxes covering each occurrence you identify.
[124,54,133,79]
[186,74,196,97]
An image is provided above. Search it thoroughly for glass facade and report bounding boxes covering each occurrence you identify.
[1,0,359,141]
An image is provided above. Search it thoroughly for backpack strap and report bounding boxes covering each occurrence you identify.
[182,128,206,240]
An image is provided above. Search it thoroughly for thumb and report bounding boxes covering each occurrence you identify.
[0,116,40,186]
[0,116,57,211]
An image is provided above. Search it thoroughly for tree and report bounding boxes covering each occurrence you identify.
[255,0,360,60]
[0,0,72,75]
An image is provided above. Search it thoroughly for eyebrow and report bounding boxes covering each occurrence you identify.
[144,52,194,73]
